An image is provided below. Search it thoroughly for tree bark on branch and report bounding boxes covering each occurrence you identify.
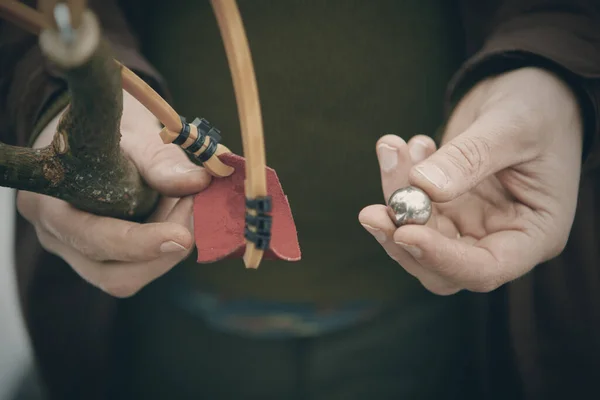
[0,7,158,220]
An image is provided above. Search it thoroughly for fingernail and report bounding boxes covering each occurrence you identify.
[173,162,201,174]
[414,164,448,189]
[361,223,387,243]
[160,241,187,253]
[395,241,423,258]
[377,144,398,172]
[409,140,428,163]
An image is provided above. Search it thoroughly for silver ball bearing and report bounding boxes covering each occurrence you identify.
[387,186,432,227]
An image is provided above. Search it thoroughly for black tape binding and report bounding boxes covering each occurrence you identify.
[191,117,220,162]
[246,197,272,213]
[174,116,222,166]
[186,130,205,153]
[244,196,273,250]
[173,115,190,145]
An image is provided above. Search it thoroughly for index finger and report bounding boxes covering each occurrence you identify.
[376,134,411,203]
[37,195,193,262]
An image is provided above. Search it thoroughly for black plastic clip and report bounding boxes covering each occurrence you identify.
[244,227,271,250]
[245,213,273,233]
[192,117,222,142]
[190,117,221,162]
[245,197,272,214]
[245,196,273,250]
[173,115,191,145]
[175,116,222,165]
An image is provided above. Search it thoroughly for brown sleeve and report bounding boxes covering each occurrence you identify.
[448,0,600,171]
[0,0,168,148]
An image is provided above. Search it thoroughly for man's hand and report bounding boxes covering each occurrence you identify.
[359,67,584,295]
[17,91,211,298]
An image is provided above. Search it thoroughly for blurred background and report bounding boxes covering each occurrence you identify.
[0,188,34,400]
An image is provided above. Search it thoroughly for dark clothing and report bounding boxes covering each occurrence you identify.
[132,0,465,305]
[115,281,471,400]
[116,3,471,399]
[1,1,600,399]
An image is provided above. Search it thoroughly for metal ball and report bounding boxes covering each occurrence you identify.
[387,186,432,227]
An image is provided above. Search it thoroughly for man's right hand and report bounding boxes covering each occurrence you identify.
[16,91,211,298]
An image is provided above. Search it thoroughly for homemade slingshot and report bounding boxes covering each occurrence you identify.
[0,0,301,268]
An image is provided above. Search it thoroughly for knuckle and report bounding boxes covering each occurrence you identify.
[79,222,116,261]
[100,279,143,299]
[119,227,147,260]
[465,278,501,294]
[461,258,504,294]
[78,245,106,262]
[546,234,569,261]
[421,280,460,296]
[35,227,56,252]
[509,100,542,132]
[490,101,544,154]
[445,136,491,179]
[528,214,570,263]
[16,192,36,222]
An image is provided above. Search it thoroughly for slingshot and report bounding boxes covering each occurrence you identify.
[0,0,301,268]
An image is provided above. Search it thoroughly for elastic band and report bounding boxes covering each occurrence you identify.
[245,212,272,233]
[197,139,218,162]
[175,116,224,166]
[187,130,205,153]
[193,118,222,142]
[245,196,273,249]
[246,196,272,213]
[173,115,190,145]
[244,227,271,250]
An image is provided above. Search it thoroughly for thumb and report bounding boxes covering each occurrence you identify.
[408,110,527,202]
[128,138,212,198]
[119,89,212,197]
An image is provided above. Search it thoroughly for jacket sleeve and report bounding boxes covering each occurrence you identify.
[447,0,600,171]
[0,0,167,148]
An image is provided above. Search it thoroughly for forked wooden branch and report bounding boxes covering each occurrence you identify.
[0,0,272,268]
[1,0,159,219]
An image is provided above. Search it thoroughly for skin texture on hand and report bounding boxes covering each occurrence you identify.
[16,91,212,298]
[360,67,584,295]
